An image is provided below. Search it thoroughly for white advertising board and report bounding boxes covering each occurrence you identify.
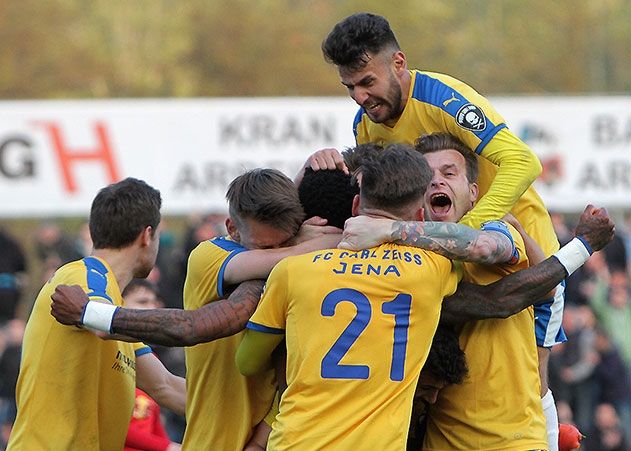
[0,96,630,216]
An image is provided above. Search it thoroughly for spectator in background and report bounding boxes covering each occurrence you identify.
[550,305,598,432]
[593,326,631,445]
[583,403,628,451]
[122,279,182,451]
[565,250,609,307]
[33,221,83,283]
[550,211,574,246]
[0,319,25,448]
[589,268,631,371]
[74,221,93,256]
[0,228,27,322]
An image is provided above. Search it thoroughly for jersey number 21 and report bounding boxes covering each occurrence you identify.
[321,288,411,381]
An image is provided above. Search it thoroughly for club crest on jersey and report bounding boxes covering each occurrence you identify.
[456,104,487,131]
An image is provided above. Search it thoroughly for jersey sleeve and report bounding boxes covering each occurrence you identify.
[481,220,528,267]
[184,237,247,309]
[459,128,543,228]
[414,72,543,229]
[247,259,290,333]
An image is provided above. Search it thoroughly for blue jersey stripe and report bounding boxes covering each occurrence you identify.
[352,107,365,142]
[135,346,153,357]
[83,257,114,304]
[211,236,247,253]
[411,73,505,154]
[481,220,519,264]
[246,321,285,334]
[211,237,247,297]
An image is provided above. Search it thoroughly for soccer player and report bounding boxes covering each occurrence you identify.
[236,143,461,450]
[8,178,185,451]
[180,168,342,451]
[320,13,564,449]
[335,134,589,449]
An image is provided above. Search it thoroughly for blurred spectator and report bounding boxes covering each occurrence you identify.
[152,220,185,309]
[589,268,631,370]
[550,211,574,246]
[556,400,574,425]
[565,250,609,307]
[34,222,83,283]
[0,319,25,448]
[74,221,93,256]
[593,326,631,445]
[603,232,628,274]
[0,228,27,322]
[122,280,183,450]
[550,305,598,432]
[583,403,629,451]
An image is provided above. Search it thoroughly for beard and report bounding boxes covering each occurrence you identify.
[365,74,404,124]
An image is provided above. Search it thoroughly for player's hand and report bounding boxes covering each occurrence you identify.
[338,216,393,250]
[306,148,349,173]
[293,216,342,244]
[558,423,585,451]
[166,443,182,451]
[50,284,89,326]
[295,148,349,185]
[574,204,615,251]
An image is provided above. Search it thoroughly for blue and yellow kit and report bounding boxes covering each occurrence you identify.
[182,237,277,451]
[9,257,150,451]
[245,244,460,450]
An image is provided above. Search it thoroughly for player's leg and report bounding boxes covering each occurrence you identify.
[534,282,568,451]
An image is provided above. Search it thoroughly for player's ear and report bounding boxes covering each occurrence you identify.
[225,218,239,241]
[140,226,153,247]
[469,182,478,205]
[392,50,407,74]
[351,195,360,217]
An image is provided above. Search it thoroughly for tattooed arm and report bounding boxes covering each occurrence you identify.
[440,205,615,325]
[51,280,265,347]
[440,258,566,326]
[339,215,514,264]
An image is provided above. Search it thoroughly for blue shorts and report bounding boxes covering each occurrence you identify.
[534,280,567,348]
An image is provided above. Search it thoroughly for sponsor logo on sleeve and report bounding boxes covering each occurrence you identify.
[456,104,487,131]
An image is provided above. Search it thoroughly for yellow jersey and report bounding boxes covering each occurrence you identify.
[354,70,559,256]
[424,221,548,451]
[8,257,150,451]
[247,244,460,450]
[182,237,277,451]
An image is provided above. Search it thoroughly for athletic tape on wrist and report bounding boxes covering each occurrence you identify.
[82,301,118,333]
[553,237,592,276]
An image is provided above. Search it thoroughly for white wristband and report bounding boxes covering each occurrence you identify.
[553,237,592,276]
[82,301,118,333]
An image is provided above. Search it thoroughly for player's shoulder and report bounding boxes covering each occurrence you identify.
[191,236,246,260]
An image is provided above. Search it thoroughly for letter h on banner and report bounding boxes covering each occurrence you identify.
[37,121,121,193]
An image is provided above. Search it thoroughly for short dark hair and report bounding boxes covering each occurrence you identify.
[415,133,479,183]
[226,168,305,236]
[122,278,159,299]
[423,325,468,385]
[354,143,432,216]
[298,168,358,229]
[322,13,400,71]
[90,177,161,250]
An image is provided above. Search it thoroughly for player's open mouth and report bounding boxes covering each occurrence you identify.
[430,193,452,215]
[364,101,381,112]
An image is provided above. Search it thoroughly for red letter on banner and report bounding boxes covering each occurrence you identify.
[38,122,121,193]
